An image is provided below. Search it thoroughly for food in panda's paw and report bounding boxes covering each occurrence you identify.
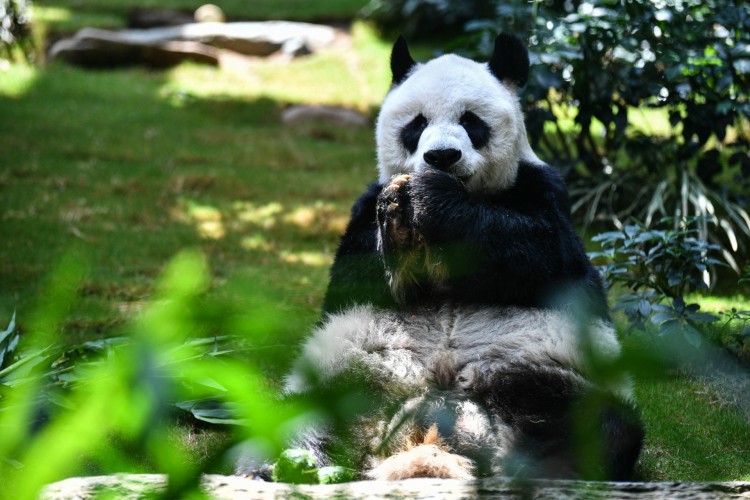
[377,173,419,253]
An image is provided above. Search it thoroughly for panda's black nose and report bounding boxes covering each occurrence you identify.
[423,148,462,170]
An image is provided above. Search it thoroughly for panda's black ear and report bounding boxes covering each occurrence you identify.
[488,34,530,88]
[391,35,416,86]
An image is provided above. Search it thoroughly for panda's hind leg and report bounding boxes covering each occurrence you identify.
[599,401,644,480]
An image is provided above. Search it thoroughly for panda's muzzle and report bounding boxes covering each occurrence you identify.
[423,148,462,172]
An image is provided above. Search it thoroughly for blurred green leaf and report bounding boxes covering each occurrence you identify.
[0,311,19,370]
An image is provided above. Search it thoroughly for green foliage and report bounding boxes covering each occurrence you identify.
[272,449,317,484]
[245,448,355,484]
[592,220,725,297]
[0,312,18,369]
[317,465,356,484]
[592,219,724,345]
[272,449,355,484]
[716,306,750,363]
[361,0,495,39]
[0,251,310,498]
[0,250,370,496]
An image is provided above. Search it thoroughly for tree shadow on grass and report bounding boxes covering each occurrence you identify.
[0,62,374,344]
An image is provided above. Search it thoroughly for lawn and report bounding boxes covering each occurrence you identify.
[2,0,750,489]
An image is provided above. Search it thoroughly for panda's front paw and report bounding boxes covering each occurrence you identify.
[377,174,432,303]
[377,174,422,253]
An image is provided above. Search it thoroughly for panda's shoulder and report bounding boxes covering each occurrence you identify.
[511,160,567,198]
[349,182,382,220]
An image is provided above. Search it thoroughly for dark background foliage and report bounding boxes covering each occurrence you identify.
[363,0,750,278]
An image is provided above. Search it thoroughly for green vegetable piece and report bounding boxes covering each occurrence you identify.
[317,466,355,484]
[272,449,318,484]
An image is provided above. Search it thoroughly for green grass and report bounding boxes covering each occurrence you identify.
[2,2,750,484]
[636,375,750,481]
[1,22,391,346]
[32,0,369,32]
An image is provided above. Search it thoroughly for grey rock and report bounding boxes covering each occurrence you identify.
[40,474,750,499]
[49,29,219,68]
[281,105,370,128]
[49,21,337,68]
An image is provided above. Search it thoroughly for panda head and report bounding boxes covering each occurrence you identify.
[375,34,540,193]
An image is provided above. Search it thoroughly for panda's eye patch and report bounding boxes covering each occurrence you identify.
[400,113,428,154]
[459,111,491,149]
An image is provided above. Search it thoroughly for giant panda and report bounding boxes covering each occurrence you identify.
[278,34,644,481]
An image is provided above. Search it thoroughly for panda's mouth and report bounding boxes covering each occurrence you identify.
[449,165,472,184]
[422,165,471,184]
[456,173,471,185]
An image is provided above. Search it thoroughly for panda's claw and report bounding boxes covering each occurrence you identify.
[378,174,415,252]
[390,173,411,186]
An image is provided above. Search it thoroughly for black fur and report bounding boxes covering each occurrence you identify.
[478,365,644,480]
[390,35,416,86]
[323,162,609,320]
[400,114,428,154]
[459,111,491,149]
[489,33,530,88]
[323,182,394,314]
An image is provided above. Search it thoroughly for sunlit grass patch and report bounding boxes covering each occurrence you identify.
[0,64,38,97]
[31,4,123,33]
[689,294,750,314]
[636,374,750,481]
[0,58,376,341]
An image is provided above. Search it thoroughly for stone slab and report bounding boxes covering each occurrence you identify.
[49,21,337,68]
[40,474,750,499]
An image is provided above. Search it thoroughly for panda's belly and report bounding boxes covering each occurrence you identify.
[288,302,622,396]
[388,304,597,391]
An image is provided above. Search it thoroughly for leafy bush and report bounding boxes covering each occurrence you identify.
[717,307,750,363]
[364,0,750,273]
[0,0,34,62]
[361,0,495,39]
[591,218,739,347]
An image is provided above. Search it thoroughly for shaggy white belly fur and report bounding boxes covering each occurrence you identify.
[284,304,632,478]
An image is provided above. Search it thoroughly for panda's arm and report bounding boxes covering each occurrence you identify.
[321,183,395,315]
[408,164,606,313]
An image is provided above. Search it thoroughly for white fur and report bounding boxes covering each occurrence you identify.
[284,305,425,395]
[375,55,541,193]
[287,304,630,400]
